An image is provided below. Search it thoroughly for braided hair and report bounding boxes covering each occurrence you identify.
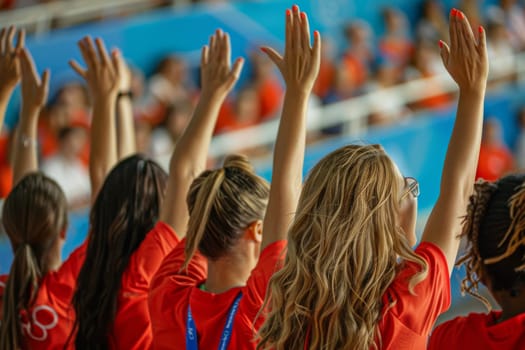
[458,174,525,309]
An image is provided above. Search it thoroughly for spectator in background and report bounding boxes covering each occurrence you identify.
[405,41,451,110]
[151,99,193,159]
[131,65,166,125]
[38,101,71,159]
[496,0,525,51]
[514,106,525,169]
[135,117,153,156]
[341,20,375,93]
[476,118,515,181]
[249,52,283,121]
[42,124,91,209]
[148,55,191,110]
[313,37,336,101]
[486,13,516,85]
[460,0,483,31]
[379,7,413,74]
[215,86,261,134]
[416,0,448,45]
[366,60,411,126]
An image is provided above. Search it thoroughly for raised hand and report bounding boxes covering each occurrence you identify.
[13,47,50,185]
[421,9,489,273]
[200,29,244,98]
[261,5,321,94]
[69,36,121,102]
[439,9,488,92]
[0,26,25,92]
[159,29,243,235]
[19,48,50,113]
[70,36,120,200]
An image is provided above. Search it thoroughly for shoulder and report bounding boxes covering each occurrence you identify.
[429,313,492,348]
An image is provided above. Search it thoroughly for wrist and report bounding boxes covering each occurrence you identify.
[0,85,15,99]
[458,85,486,99]
[199,88,227,104]
[93,93,117,106]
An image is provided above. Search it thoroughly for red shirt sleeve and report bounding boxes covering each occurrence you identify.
[148,238,207,349]
[120,221,180,294]
[241,240,287,319]
[386,242,451,335]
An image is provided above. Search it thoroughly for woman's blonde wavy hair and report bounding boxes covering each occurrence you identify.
[257,144,428,350]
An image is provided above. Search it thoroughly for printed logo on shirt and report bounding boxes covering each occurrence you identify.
[20,305,59,341]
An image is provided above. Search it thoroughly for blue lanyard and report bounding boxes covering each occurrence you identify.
[186,292,242,350]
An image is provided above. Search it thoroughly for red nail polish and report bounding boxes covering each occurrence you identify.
[292,4,299,12]
[438,40,443,48]
[260,47,267,53]
[451,8,456,16]
[286,9,291,16]
[458,11,464,19]
[478,26,483,33]
[314,30,320,38]
[300,12,306,19]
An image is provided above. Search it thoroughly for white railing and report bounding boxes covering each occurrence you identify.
[0,0,189,35]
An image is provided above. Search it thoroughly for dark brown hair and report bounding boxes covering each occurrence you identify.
[0,173,68,350]
[72,155,167,349]
[458,174,525,309]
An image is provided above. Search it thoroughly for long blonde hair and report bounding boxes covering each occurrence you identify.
[257,144,428,350]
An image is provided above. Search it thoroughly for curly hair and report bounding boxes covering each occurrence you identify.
[257,144,428,350]
[457,174,525,310]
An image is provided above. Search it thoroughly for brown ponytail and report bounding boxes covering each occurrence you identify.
[0,173,68,350]
[184,154,269,267]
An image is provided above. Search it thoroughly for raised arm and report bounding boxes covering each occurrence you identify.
[114,50,136,160]
[260,5,321,249]
[0,27,24,132]
[159,29,244,236]
[12,48,49,184]
[421,10,488,273]
[70,37,121,201]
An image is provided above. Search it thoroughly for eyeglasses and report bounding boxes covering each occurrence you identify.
[402,177,420,199]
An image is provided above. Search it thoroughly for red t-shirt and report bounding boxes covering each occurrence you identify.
[149,239,287,350]
[107,221,179,349]
[428,311,525,350]
[0,241,87,350]
[476,144,515,182]
[376,242,451,349]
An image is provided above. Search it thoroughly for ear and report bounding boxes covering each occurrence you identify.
[244,220,263,243]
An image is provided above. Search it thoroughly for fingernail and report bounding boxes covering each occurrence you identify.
[314,30,320,37]
[458,11,464,19]
[286,9,291,16]
[260,47,267,53]
[438,40,443,48]
[450,8,456,16]
[300,12,306,20]
[292,4,299,12]
[478,26,484,33]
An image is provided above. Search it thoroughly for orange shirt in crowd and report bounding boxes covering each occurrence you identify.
[0,164,12,198]
[257,79,283,121]
[377,242,450,349]
[428,311,525,350]
[149,239,287,350]
[341,54,368,88]
[476,144,515,182]
[0,242,87,350]
[313,60,336,100]
[107,221,179,349]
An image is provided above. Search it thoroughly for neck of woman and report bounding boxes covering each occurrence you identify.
[205,256,250,294]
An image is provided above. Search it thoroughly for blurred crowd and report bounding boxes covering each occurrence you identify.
[1,0,525,207]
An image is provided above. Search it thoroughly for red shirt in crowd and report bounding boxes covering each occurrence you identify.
[0,241,87,350]
[428,311,525,350]
[376,242,451,349]
[476,144,515,182]
[107,221,179,349]
[149,238,287,350]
